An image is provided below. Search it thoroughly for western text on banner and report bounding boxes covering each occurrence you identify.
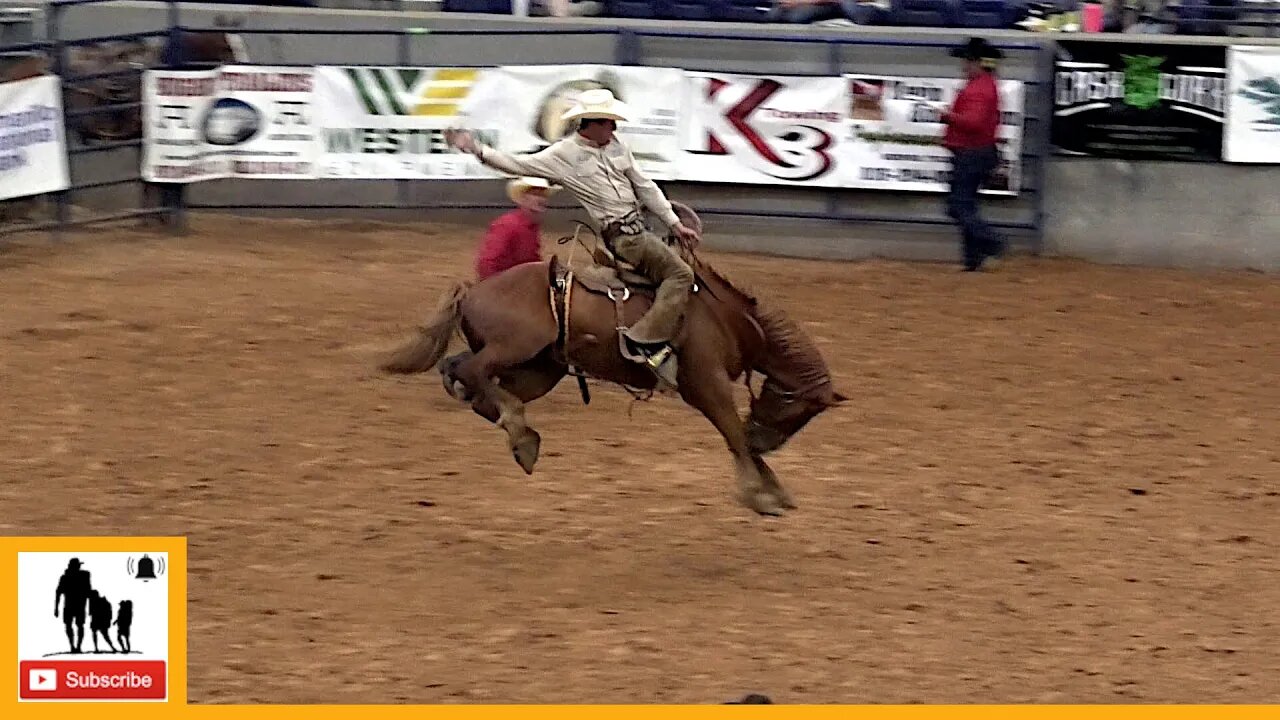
[844,74,1024,196]
[143,66,317,182]
[1224,45,1280,164]
[313,66,503,180]
[677,72,846,187]
[0,75,70,200]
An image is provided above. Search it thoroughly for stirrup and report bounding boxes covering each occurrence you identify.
[628,340,678,389]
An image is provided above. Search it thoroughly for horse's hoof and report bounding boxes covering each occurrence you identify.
[511,430,541,475]
[776,493,798,511]
[742,491,785,517]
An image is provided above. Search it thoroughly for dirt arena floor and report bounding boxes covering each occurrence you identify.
[1,214,1277,704]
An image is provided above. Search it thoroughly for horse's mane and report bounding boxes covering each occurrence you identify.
[690,253,831,391]
[655,200,833,392]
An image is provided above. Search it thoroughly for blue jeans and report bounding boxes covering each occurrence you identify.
[947,145,1004,269]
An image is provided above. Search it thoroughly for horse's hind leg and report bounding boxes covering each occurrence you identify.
[450,348,564,474]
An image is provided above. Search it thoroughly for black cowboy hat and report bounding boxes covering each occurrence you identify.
[950,37,1004,61]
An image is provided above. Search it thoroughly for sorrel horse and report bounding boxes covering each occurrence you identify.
[380,205,846,516]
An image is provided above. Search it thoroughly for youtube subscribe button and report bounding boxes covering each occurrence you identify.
[19,660,166,701]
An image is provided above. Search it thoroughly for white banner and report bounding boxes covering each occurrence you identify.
[313,66,504,180]
[463,65,685,181]
[676,72,846,187]
[1225,46,1280,164]
[0,75,70,200]
[143,66,317,182]
[843,75,1025,195]
[143,70,221,182]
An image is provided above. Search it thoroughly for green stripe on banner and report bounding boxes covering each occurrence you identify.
[345,67,383,116]
[371,69,407,116]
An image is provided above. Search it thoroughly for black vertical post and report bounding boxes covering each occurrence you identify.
[164,1,185,235]
[1031,41,1054,257]
[824,41,842,222]
[396,30,410,211]
[47,3,67,239]
[614,28,639,67]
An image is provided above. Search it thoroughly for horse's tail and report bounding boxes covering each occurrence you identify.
[379,280,470,374]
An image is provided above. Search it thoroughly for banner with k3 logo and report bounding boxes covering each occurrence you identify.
[676,72,847,188]
[1052,40,1227,162]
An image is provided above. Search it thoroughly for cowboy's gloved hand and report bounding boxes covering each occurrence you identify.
[445,129,478,155]
[672,222,700,247]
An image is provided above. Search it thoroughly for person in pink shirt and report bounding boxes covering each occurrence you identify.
[474,177,559,281]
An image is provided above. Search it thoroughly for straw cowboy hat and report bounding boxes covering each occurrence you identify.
[559,87,631,123]
[506,176,560,203]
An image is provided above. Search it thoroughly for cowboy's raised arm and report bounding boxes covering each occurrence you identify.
[623,146,680,230]
[447,130,570,184]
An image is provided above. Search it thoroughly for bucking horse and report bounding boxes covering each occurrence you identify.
[380,203,846,516]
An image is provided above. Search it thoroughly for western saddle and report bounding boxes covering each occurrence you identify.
[548,202,704,398]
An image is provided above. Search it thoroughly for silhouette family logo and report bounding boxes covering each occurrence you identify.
[17,551,170,702]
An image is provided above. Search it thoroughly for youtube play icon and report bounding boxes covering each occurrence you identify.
[19,660,166,701]
[28,668,57,691]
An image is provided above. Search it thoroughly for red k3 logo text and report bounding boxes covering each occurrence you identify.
[686,76,839,182]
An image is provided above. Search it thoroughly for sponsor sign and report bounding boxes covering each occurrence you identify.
[313,66,504,179]
[0,75,70,200]
[676,72,846,187]
[1053,41,1227,161]
[463,64,685,181]
[844,74,1024,195]
[143,66,317,182]
[1224,45,1280,164]
[17,549,173,702]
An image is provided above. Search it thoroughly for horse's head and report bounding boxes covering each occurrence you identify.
[64,40,161,143]
[746,376,846,455]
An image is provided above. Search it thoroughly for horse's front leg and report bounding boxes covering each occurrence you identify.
[678,366,785,516]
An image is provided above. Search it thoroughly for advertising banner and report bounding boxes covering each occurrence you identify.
[676,72,846,187]
[143,66,317,182]
[312,66,505,180]
[1053,41,1227,161]
[0,75,70,200]
[843,74,1024,195]
[465,64,685,181]
[1224,45,1280,164]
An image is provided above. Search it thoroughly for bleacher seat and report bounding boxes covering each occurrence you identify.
[671,0,717,20]
[442,0,512,12]
[709,0,771,22]
[603,0,674,18]
[1174,0,1244,35]
[888,0,963,26]
[958,0,1025,27]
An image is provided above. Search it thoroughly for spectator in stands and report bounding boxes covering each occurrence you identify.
[938,37,1006,272]
[539,0,602,16]
[473,177,559,281]
[768,0,862,24]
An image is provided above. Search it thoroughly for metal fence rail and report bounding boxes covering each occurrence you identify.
[173,24,1053,252]
[1,0,1052,253]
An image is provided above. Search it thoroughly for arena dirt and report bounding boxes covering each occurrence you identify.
[1,215,1277,704]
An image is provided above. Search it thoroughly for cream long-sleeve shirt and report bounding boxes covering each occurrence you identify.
[473,132,681,232]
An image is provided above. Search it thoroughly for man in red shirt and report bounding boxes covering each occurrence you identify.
[939,37,1006,272]
[474,176,559,281]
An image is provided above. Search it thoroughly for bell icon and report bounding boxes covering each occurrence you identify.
[135,554,157,581]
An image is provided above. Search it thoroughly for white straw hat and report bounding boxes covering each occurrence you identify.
[559,88,631,123]
[506,176,559,203]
